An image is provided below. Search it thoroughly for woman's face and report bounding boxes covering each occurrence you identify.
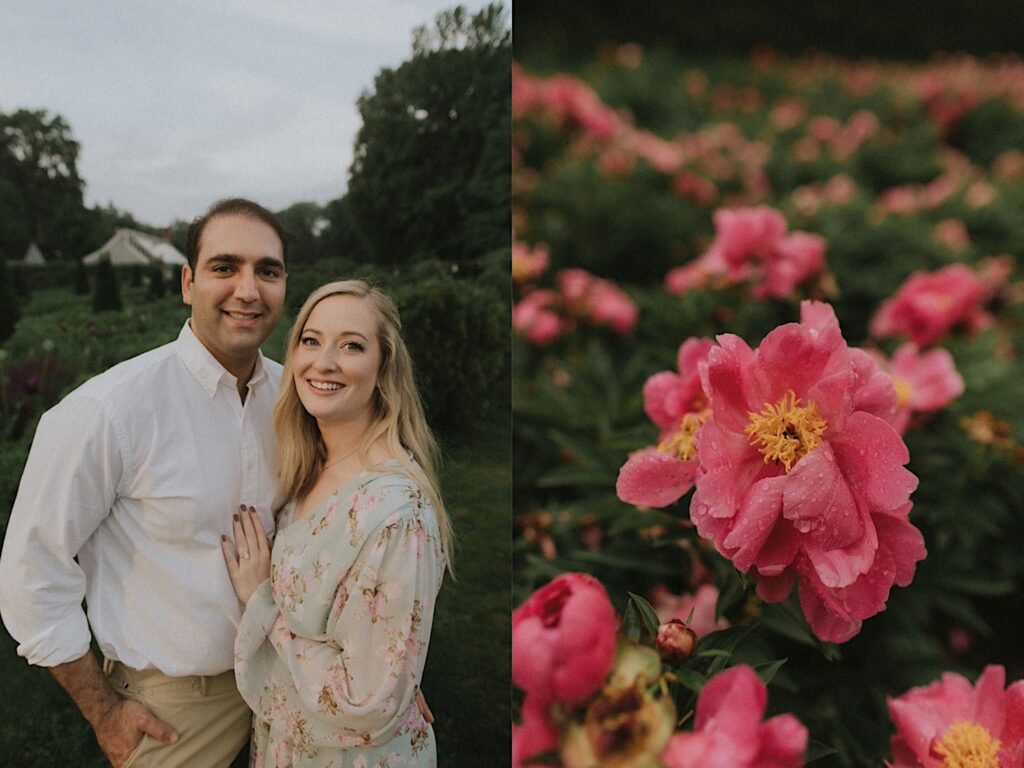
[292,294,382,428]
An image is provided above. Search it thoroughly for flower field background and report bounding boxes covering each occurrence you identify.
[512,48,1024,766]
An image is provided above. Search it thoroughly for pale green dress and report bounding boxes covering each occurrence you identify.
[235,466,444,767]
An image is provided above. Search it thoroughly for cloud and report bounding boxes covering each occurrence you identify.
[1,0,504,223]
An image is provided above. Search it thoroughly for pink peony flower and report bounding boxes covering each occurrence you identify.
[542,75,622,141]
[586,279,640,335]
[642,337,715,438]
[512,694,559,768]
[661,665,808,768]
[887,665,1024,767]
[665,206,826,300]
[664,261,713,295]
[881,343,965,435]
[617,338,714,508]
[513,240,550,285]
[513,290,574,347]
[871,264,990,347]
[649,583,730,638]
[557,269,639,336]
[512,573,618,705]
[933,218,971,252]
[754,232,827,300]
[691,301,924,642]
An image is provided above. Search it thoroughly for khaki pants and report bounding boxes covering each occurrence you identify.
[103,659,251,768]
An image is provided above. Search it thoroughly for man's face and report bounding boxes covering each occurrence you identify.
[181,213,286,373]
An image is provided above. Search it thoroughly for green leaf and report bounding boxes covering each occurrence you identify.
[752,658,788,686]
[622,600,643,643]
[571,550,679,575]
[804,739,839,764]
[694,649,733,660]
[673,667,708,694]
[536,465,613,489]
[627,592,662,638]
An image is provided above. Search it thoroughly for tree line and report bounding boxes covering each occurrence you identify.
[0,4,509,268]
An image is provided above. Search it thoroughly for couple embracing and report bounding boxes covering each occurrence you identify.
[0,198,450,767]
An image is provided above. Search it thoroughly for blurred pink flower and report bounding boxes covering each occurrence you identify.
[661,665,808,768]
[666,206,826,300]
[994,149,1024,181]
[887,665,1024,768]
[649,583,729,638]
[627,132,685,174]
[977,254,1015,300]
[871,264,990,346]
[617,338,714,508]
[754,232,827,300]
[512,63,542,118]
[672,170,718,205]
[691,301,924,643]
[542,75,623,141]
[664,261,713,295]
[512,573,618,705]
[587,279,640,335]
[881,343,965,435]
[512,694,559,768]
[513,290,574,347]
[557,269,639,336]
[513,240,550,286]
[933,218,971,252]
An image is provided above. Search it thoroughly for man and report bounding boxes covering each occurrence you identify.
[0,198,287,767]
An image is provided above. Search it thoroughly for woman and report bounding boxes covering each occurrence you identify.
[221,280,452,767]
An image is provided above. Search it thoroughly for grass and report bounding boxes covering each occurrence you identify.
[424,417,511,766]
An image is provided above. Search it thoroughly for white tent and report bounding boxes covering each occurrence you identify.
[23,243,45,265]
[83,229,186,268]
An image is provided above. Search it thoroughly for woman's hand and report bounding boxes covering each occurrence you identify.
[221,505,271,605]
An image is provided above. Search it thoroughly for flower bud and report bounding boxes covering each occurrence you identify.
[656,619,697,664]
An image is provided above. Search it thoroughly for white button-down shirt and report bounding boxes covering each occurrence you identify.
[0,322,283,676]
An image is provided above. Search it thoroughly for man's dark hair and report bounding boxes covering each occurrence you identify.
[185,198,287,271]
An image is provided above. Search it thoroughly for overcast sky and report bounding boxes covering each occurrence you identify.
[1,0,503,225]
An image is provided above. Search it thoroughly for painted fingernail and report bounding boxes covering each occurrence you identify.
[233,513,239,521]
[221,534,227,542]
[240,504,246,511]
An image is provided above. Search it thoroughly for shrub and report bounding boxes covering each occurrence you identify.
[0,260,18,343]
[92,258,122,312]
[393,272,509,438]
[147,264,166,300]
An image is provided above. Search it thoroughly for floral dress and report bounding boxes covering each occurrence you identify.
[235,466,445,767]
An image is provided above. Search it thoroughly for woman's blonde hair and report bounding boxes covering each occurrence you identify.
[273,279,453,574]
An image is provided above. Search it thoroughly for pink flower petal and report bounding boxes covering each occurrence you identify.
[722,476,787,572]
[829,412,918,513]
[644,371,687,432]
[617,448,698,508]
[757,714,809,768]
[784,443,864,552]
[704,335,758,433]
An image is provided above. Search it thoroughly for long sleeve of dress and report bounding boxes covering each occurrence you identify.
[235,473,444,755]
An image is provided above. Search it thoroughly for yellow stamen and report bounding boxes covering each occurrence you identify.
[931,721,1001,768]
[745,390,828,472]
[893,376,913,408]
[658,411,709,461]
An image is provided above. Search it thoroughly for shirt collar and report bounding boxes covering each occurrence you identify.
[175,320,268,397]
